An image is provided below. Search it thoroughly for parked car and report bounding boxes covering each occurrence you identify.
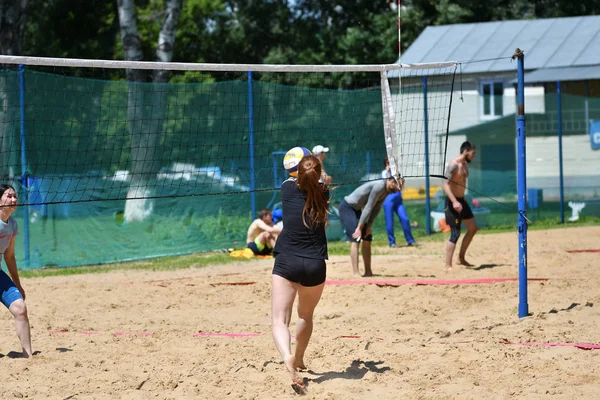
[157,164,249,192]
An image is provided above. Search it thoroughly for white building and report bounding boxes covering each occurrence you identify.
[390,15,600,199]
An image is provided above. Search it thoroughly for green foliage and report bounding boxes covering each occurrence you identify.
[24,0,120,60]
[19,0,600,72]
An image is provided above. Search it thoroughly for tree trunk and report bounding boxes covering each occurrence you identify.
[0,0,27,183]
[118,0,183,222]
[116,0,144,79]
[117,0,147,222]
[0,0,27,56]
[153,0,182,83]
[0,76,9,181]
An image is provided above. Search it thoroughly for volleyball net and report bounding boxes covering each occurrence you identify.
[0,55,457,267]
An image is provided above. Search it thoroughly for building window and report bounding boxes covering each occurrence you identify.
[481,81,503,118]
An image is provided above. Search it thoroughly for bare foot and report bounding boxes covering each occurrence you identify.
[363,271,374,277]
[445,266,453,273]
[294,358,307,370]
[457,258,474,267]
[285,355,306,395]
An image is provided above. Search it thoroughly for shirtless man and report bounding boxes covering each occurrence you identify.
[443,141,477,271]
[246,208,281,256]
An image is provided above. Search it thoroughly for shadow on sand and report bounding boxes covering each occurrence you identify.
[306,359,391,384]
[471,263,506,271]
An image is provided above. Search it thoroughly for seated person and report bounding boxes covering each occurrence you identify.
[246,208,281,256]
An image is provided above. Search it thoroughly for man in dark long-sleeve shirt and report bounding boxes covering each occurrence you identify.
[338,177,401,276]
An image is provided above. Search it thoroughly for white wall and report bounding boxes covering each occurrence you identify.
[389,74,597,196]
[448,78,546,132]
[526,135,600,178]
[505,86,546,114]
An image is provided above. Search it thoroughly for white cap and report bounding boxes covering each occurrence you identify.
[312,145,329,155]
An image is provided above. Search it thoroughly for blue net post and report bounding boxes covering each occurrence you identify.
[516,52,528,318]
[557,80,565,224]
[266,151,286,209]
[18,65,30,268]
[423,76,431,235]
[248,71,256,220]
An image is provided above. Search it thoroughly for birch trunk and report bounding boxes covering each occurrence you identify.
[0,0,27,56]
[0,0,27,183]
[118,0,183,222]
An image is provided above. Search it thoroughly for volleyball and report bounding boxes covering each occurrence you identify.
[283,147,311,177]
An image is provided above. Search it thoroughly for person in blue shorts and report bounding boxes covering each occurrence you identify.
[0,184,33,358]
[271,154,329,394]
[381,157,416,248]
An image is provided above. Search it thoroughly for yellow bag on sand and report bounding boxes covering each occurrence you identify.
[230,248,256,259]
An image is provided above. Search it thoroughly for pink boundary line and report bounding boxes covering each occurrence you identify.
[122,277,553,288]
[41,329,152,337]
[500,340,600,350]
[325,278,548,286]
[36,329,257,338]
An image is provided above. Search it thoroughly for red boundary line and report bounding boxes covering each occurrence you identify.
[325,278,548,286]
[499,340,600,350]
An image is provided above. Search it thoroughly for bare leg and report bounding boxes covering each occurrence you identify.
[257,231,270,247]
[267,232,279,249]
[9,300,32,358]
[294,282,325,370]
[458,218,477,266]
[445,241,456,272]
[350,242,360,276]
[271,275,305,392]
[362,241,372,277]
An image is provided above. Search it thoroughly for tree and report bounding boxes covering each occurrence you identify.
[117,0,183,222]
[23,0,119,62]
[0,0,27,181]
[0,0,27,55]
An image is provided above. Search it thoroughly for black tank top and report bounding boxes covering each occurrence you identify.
[273,178,328,260]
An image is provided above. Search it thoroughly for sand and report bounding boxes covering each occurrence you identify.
[1,226,600,399]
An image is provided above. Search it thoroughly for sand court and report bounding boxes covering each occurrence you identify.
[1,226,599,399]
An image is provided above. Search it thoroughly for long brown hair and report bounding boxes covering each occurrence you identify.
[297,154,329,228]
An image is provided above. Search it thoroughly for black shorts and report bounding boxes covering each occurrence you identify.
[444,197,474,228]
[247,241,273,256]
[272,253,326,287]
[338,200,373,243]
